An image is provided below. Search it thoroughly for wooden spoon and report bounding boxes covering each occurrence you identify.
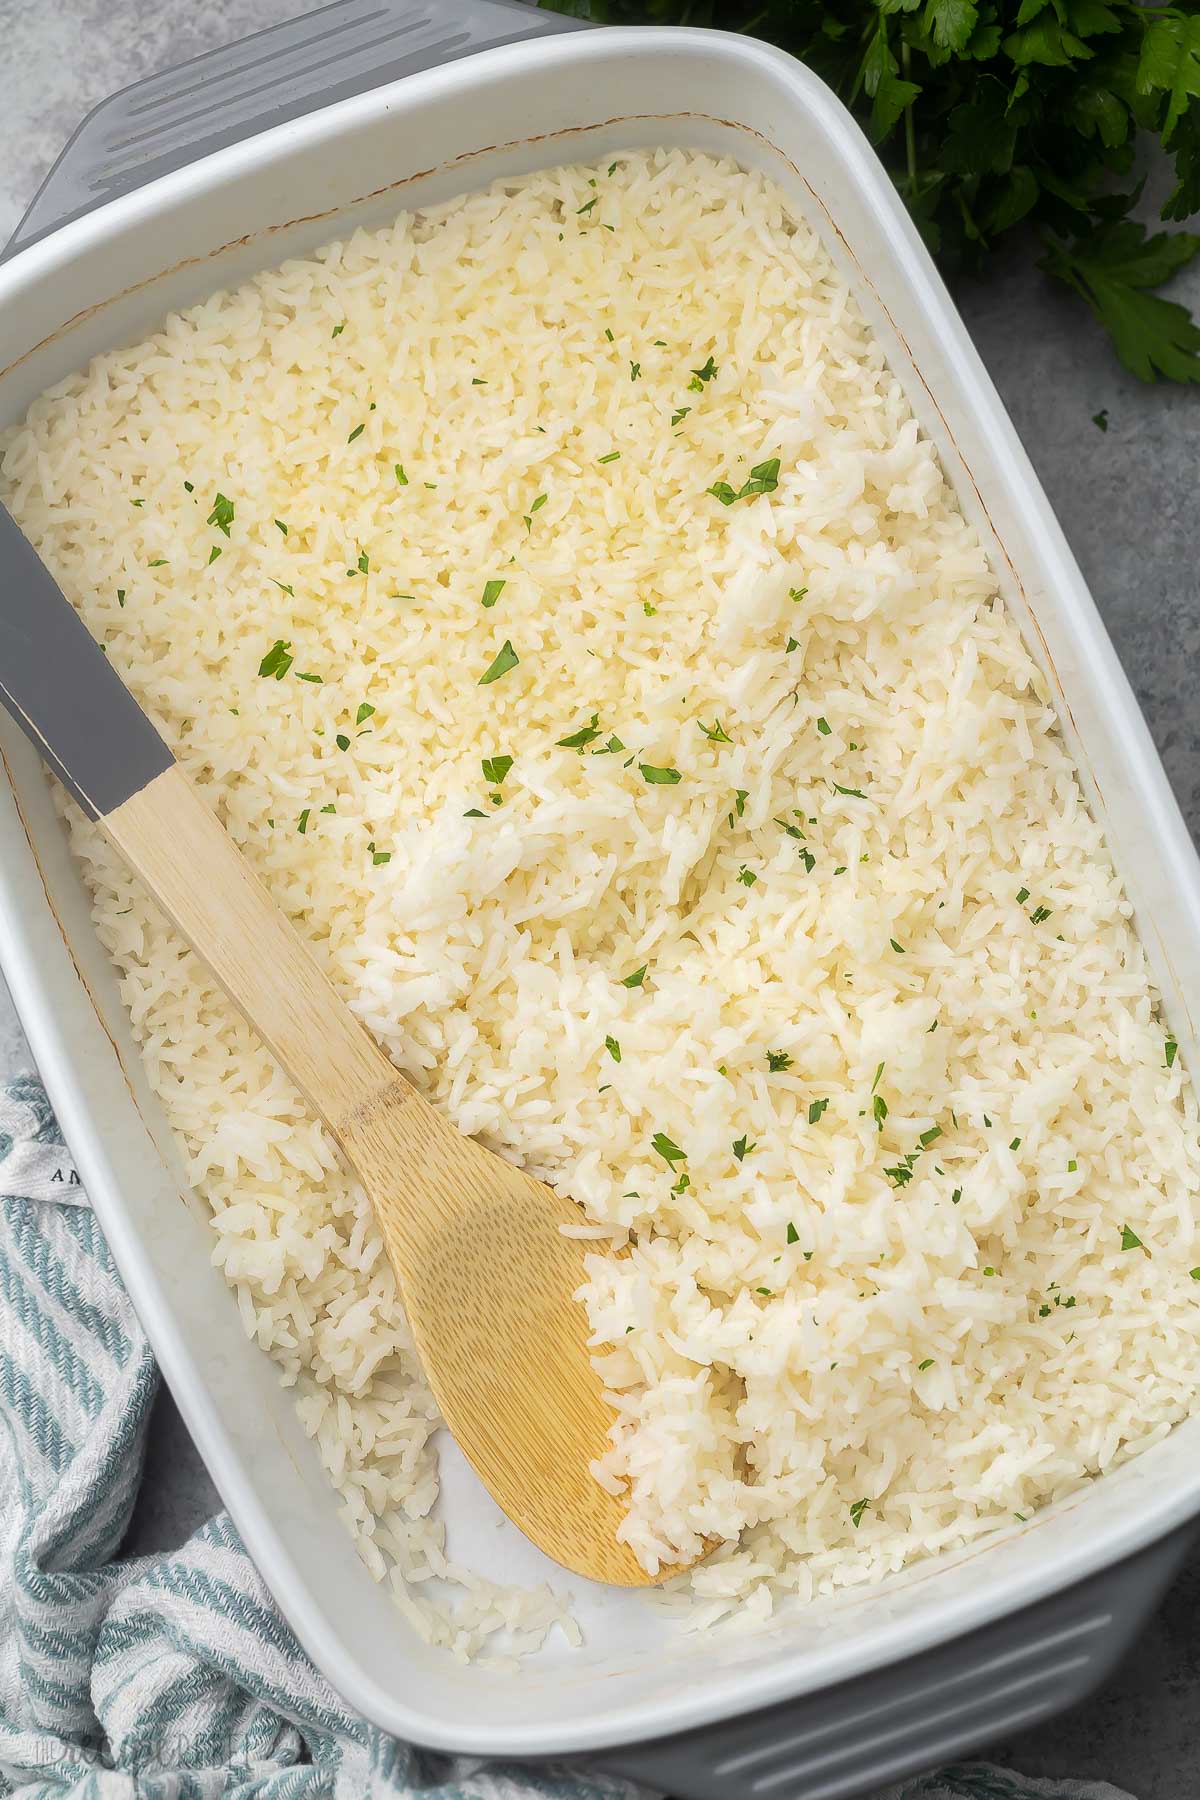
[0,507,661,1587]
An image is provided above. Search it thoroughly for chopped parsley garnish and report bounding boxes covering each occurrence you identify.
[983,1267,996,1278]
[873,1094,888,1128]
[816,717,831,736]
[481,754,513,786]
[834,783,867,799]
[849,1499,868,1529]
[183,481,194,494]
[622,964,647,988]
[651,1132,685,1167]
[479,641,519,686]
[789,587,808,603]
[347,424,365,443]
[205,492,235,537]
[920,1126,943,1147]
[598,451,622,465]
[1120,1224,1145,1251]
[1016,886,1030,904]
[799,847,816,873]
[356,702,375,726]
[148,559,167,568]
[320,803,335,814]
[786,1221,800,1244]
[707,458,781,505]
[478,578,507,611]
[604,328,614,343]
[577,196,598,215]
[597,735,625,755]
[395,464,408,486]
[296,671,322,684]
[808,1098,829,1125]
[605,1035,621,1063]
[671,406,691,426]
[116,589,126,607]
[558,715,602,751]
[918,1358,934,1372]
[688,356,718,391]
[207,546,222,565]
[1092,407,1109,431]
[1068,1159,1078,1172]
[732,1135,755,1161]
[952,1188,962,1204]
[756,1287,772,1297]
[131,498,144,507]
[698,718,732,743]
[297,808,311,834]
[767,1050,793,1073]
[530,493,547,513]
[1030,904,1052,924]
[472,377,487,386]
[464,808,486,818]
[331,322,345,338]
[639,763,682,785]
[270,579,294,596]
[258,639,293,679]
[357,551,370,575]
[1009,1137,1022,1151]
[889,939,905,954]
[630,362,641,381]
[871,1062,885,1093]
[335,734,351,752]
[1191,1268,1200,1280]
[1167,1037,1179,1068]
[786,637,799,652]
[884,1156,917,1187]
[737,866,757,887]
[371,847,391,866]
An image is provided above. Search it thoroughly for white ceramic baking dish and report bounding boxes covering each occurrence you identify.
[3,5,1200,1795]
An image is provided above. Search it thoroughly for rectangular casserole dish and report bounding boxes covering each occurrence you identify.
[3,5,1200,1795]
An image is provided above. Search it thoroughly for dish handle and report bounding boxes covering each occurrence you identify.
[3,0,585,260]
[593,1521,1196,1800]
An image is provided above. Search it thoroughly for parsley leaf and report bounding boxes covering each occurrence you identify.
[651,1131,686,1167]
[707,458,781,505]
[206,493,234,537]
[767,1050,793,1072]
[258,639,293,679]
[481,754,514,786]
[558,714,602,750]
[479,641,519,686]
[621,964,647,988]
[481,579,506,608]
[639,763,682,785]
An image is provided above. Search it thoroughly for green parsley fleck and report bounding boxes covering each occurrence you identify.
[131,498,145,507]
[1167,1038,1179,1068]
[372,848,391,866]
[873,1094,888,1128]
[148,559,167,568]
[331,323,345,338]
[1030,904,1052,924]
[604,328,614,343]
[707,458,781,506]
[296,671,322,684]
[1016,886,1030,905]
[347,424,365,443]
[335,733,351,752]
[577,196,598,216]
[557,714,602,751]
[786,1221,800,1244]
[920,1126,943,1147]
[789,587,808,603]
[737,866,757,887]
[786,637,799,653]
[479,641,519,686]
[834,783,867,800]
[889,939,905,954]
[699,719,732,744]
[808,1098,829,1125]
[687,356,718,392]
[207,546,222,565]
[1120,1224,1144,1251]
[1068,1159,1078,1172]
[205,492,235,537]
[258,639,293,679]
[671,406,691,427]
[605,1035,621,1063]
[651,1132,685,1167]
[850,1499,868,1528]
[733,1135,755,1161]
[622,964,647,989]
[816,717,831,736]
[395,464,408,486]
[481,754,514,786]
[116,589,126,607]
[183,481,194,494]
[320,804,335,814]
[270,579,294,596]
[756,1287,772,1297]
[629,362,641,381]
[767,1050,793,1073]
[952,1187,962,1204]
[357,551,370,575]
[1009,1137,1021,1151]
[463,808,486,818]
[297,808,311,834]
[356,702,375,726]
[983,1266,996,1277]
[918,1358,934,1371]
[1092,407,1109,431]
[639,764,682,785]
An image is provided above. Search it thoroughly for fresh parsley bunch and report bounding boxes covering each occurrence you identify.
[539,0,1200,382]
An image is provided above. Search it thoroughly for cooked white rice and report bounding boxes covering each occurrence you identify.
[5,148,1200,1651]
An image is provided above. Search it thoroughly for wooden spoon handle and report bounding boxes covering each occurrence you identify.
[104,764,418,1152]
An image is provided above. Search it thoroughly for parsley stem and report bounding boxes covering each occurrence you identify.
[902,42,918,197]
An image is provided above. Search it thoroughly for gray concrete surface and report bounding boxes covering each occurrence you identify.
[2,2,1199,1790]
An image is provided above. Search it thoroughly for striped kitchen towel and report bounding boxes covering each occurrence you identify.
[0,1071,1132,1800]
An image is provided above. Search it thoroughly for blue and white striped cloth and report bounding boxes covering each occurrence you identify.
[0,1072,1129,1799]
